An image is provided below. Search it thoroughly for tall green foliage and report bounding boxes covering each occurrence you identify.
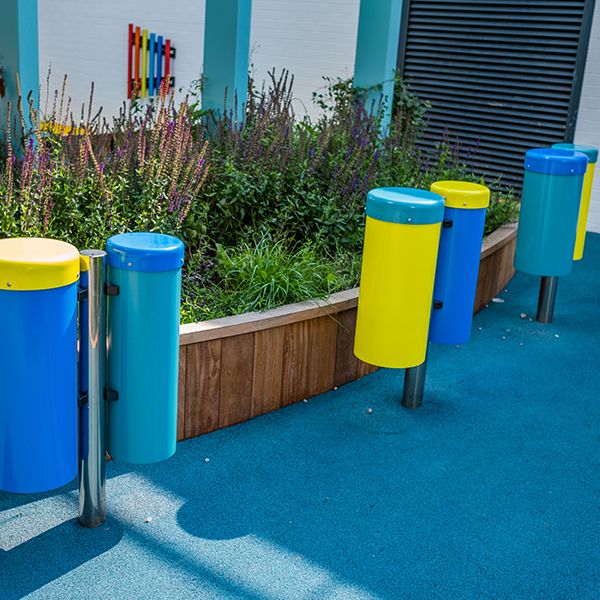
[0,71,518,322]
[0,81,209,248]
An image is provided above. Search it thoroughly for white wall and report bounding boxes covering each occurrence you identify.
[250,0,360,119]
[574,0,600,233]
[37,0,206,120]
[37,0,360,121]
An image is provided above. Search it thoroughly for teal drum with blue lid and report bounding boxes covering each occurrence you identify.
[106,232,184,464]
[514,148,587,277]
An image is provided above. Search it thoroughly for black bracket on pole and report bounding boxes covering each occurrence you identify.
[443,220,453,228]
[104,283,120,296]
[78,392,89,407]
[78,288,88,302]
[433,300,444,309]
[104,388,119,402]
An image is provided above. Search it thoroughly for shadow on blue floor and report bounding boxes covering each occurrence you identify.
[1,517,123,600]
[1,234,599,599]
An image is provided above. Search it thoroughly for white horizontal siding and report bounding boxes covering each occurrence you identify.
[249,0,360,118]
[37,0,359,120]
[37,0,206,120]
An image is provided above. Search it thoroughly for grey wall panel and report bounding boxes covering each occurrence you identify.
[398,0,594,190]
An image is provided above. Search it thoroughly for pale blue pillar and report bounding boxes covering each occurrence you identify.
[353,0,403,132]
[0,0,39,139]
[202,0,252,124]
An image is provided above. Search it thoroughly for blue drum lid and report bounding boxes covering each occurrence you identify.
[525,148,588,176]
[107,232,185,273]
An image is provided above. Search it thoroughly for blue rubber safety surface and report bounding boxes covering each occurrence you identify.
[1,234,599,600]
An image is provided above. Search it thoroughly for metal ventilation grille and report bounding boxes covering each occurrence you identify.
[398,0,591,190]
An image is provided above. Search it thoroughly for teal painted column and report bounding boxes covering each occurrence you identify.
[202,0,252,124]
[0,0,39,140]
[353,0,403,132]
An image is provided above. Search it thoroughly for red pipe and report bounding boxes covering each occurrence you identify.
[164,39,171,89]
[134,26,141,96]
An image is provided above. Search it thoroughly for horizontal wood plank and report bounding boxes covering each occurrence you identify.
[180,288,359,345]
[480,223,517,260]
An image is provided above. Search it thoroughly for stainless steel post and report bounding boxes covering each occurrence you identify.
[401,358,428,409]
[78,250,107,528]
[536,276,559,324]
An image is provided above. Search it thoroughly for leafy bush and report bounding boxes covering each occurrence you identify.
[199,71,517,257]
[0,70,518,324]
[484,191,519,236]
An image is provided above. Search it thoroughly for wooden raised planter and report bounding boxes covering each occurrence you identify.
[473,223,518,312]
[176,223,517,442]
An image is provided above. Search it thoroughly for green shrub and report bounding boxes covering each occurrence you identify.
[1,70,520,324]
[180,237,362,322]
[484,190,520,236]
[0,83,209,247]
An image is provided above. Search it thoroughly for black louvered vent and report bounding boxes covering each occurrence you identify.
[398,0,590,190]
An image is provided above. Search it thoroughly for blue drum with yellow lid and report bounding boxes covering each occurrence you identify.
[552,143,598,260]
[0,237,80,493]
[106,232,184,464]
[354,188,444,368]
[428,181,490,345]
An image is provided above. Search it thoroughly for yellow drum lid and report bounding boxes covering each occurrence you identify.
[430,181,490,210]
[0,238,80,291]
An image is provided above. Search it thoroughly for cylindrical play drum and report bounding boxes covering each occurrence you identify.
[428,181,489,345]
[0,238,79,493]
[515,148,587,277]
[354,187,444,368]
[106,232,184,464]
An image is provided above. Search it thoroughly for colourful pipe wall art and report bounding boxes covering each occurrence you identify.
[128,23,176,99]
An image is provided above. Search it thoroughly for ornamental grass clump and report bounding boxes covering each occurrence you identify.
[215,237,338,313]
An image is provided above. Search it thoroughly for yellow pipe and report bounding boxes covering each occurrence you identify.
[574,162,596,260]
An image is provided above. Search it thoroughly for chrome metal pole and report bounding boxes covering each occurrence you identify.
[78,250,107,528]
[536,276,559,324]
[401,358,428,409]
